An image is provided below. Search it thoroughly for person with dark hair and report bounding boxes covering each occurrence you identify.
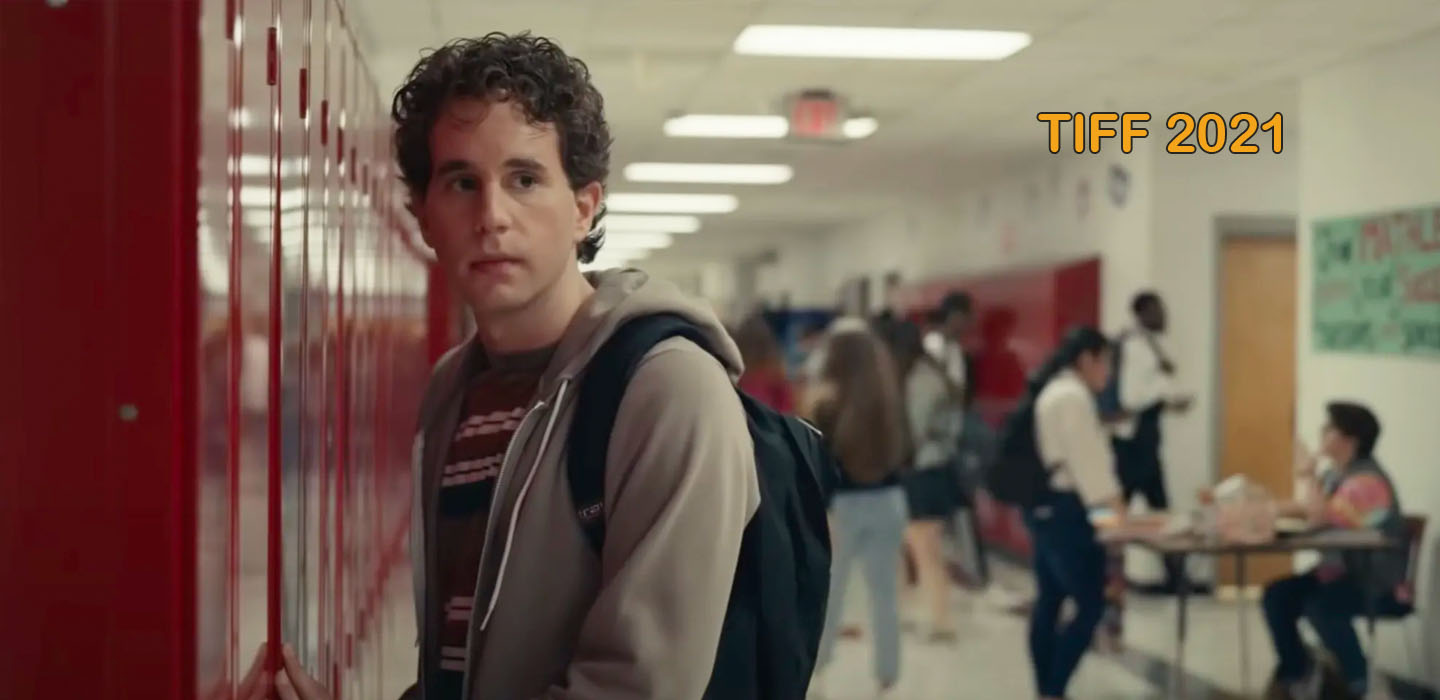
[923,291,976,405]
[735,311,796,413]
[1108,290,1194,593]
[892,321,966,641]
[807,328,911,699]
[277,32,760,700]
[1261,402,1407,700]
[1025,327,1128,700]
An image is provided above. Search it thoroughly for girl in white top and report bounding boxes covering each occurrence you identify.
[1023,327,1127,700]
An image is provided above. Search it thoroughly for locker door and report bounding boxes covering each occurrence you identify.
[196,0,237,695]
[233,0,278,689]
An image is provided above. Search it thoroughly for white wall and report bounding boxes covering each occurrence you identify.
[1296,29,1440,687]
[762,145,1158,326]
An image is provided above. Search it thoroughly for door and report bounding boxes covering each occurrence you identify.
[1218,234,1297,591]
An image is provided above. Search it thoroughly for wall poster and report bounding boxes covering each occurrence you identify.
[1312,203,1440,357]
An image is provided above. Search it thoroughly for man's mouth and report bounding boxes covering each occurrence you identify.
[468,256,521,272]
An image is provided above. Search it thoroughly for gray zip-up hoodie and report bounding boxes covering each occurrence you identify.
[407,269,761,700]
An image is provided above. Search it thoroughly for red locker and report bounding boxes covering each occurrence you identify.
[1,1,433,697]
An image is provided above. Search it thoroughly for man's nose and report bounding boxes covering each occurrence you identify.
[473,181,514,235]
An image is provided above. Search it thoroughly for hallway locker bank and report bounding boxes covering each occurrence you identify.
[1,1,437,698]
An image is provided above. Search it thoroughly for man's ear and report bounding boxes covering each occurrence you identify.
[574,181,603,243]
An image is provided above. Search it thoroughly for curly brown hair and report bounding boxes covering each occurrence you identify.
[390,32,613,262]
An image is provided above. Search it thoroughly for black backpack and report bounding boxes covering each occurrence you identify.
[566,313,835,700]
[981,396,1055,510]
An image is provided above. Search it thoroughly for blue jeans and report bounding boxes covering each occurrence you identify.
[1262,571,1371,694]
[816,487,909,688]
[1023,492,1106,698]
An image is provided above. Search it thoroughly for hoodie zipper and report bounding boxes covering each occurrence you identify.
[457,377,570,695]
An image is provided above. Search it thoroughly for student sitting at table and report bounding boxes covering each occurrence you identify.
[1261,401,1408,700]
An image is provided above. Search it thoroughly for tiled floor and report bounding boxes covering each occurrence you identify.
[810,557,1436,699]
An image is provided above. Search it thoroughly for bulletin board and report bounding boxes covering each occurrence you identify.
[1312,204,1440,357]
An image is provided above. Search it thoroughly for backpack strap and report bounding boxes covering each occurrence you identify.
[567,313,715,554]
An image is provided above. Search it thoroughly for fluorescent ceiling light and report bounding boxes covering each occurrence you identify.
[606,193,738,214]
[239,186,306,207]
[625,162,793,185]
[844,117,879,139]
[601,214,701,234]
[602,232,674,250]
[663,113,879,140]
[664,114,788,139]
[733,25,1032,61]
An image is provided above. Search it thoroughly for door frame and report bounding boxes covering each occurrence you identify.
[1209,215,1297,594]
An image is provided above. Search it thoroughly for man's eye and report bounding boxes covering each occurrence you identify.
[449,176,477,192]
[511,172,538,189]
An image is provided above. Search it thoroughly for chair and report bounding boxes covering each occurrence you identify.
[1365,514,1427,679]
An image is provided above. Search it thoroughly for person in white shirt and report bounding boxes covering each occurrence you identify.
[1109,291,1193,593]
[922,292,972,400]
[1025,327,1127,700]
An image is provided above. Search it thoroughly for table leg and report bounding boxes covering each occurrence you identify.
[1237,553,1250,696]
[1172,553,1189,699]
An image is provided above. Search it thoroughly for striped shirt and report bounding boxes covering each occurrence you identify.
[429,345,553,699]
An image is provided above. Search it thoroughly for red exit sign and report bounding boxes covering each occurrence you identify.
[788,89,844,140]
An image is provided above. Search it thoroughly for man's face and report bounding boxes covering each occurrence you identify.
[1140,300,1168,332]
[945,309,972,338]
[413,97,601,319]
[1320,422,1355,463]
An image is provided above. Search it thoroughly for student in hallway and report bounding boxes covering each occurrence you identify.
[735,311,797,413]
[808,328,911,700]
[274,32,759,700]
[1110,291,1194,593]
[923,292,974,402]
[894,322,966,642]
[1026,327,1129,700]
[1262,402,1408,700]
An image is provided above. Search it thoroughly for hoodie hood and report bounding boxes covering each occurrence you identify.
[448,268,742,395]
[556,268,743,379]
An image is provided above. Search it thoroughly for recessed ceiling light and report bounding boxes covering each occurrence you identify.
[624,162,793,185]
[662,113,879,140]
[664,114,789,139]
[605,193,739,214]
[601,214,702,234]
[844,117,879,139]
[733,25,1032,61]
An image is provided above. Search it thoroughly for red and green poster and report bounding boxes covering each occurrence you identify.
[1312,204,1440,357]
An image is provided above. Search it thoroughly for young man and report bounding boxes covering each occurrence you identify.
[922,291,973,403]
[1109,291,1193,593]
[1262,402,1407,700]
[277,32,759,700]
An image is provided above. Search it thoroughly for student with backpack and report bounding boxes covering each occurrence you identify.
[807,328,912,699]
[985,327,1127,700]
[274,32,831,700]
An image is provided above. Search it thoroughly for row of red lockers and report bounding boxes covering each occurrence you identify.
[0,1,456,698]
